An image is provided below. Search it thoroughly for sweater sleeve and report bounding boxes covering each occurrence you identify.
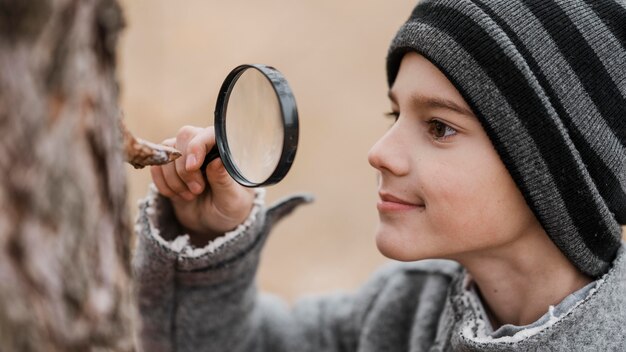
[132,186,392,352]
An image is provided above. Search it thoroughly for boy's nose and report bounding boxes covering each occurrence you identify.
[367,127,410,177]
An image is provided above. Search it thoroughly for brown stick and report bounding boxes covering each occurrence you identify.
[121,120,181,169]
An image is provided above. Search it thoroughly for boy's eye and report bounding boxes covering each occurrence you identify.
[427,119,457,141]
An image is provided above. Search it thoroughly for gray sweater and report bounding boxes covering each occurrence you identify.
[133,187,626,351]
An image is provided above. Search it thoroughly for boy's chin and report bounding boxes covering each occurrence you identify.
[374,225,435,262]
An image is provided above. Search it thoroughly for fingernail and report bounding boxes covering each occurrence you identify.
[188,181,202,194]
[186,154,197,170]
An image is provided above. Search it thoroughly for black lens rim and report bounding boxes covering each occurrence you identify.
[214,64,299,187]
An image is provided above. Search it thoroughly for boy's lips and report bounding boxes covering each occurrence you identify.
[377,192,424,212]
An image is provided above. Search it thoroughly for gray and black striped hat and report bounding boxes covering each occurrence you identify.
[387,0,626,277]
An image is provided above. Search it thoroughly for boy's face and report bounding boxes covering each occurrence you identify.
[368,52,543,262]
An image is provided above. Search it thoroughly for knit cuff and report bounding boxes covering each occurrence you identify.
[134,184,313,286]
[136,184,265,258]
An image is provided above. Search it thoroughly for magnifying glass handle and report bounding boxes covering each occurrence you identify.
[200,145,220,174]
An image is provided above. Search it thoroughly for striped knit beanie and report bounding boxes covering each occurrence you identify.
[386,0,626,277]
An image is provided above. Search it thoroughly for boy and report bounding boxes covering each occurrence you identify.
[134,0,626,350]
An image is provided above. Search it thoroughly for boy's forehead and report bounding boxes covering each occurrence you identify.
[388,53,475,116]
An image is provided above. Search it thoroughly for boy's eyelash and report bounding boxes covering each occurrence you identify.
[384,111,400,121]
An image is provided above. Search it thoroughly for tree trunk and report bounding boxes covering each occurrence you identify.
[0,0,134,350]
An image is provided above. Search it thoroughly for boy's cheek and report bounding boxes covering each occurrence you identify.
[428,177,508,242]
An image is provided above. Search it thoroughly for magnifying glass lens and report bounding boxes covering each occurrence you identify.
[225,69,284,184]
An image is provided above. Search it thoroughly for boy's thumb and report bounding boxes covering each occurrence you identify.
[204,158,239,196]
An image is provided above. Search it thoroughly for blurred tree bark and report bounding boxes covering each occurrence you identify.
[0,0,134,350]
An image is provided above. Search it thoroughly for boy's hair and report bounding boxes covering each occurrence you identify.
[386,0,626,277]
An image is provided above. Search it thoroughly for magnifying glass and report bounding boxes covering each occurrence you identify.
[200,64,299,187]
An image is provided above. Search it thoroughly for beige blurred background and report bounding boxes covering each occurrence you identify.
[119,0,418,301]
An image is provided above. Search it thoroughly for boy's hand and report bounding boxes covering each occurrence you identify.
[150,125,255,245]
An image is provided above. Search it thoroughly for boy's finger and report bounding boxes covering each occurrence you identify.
[150,165,176,198]
[153,138,178,198]
[185,127,216,172]
[175,126,206,194]
[162,156,195,201]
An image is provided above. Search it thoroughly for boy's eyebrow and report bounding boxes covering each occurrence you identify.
[388,90,476,118]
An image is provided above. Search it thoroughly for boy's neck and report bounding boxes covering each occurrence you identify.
[454,227,593,329]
